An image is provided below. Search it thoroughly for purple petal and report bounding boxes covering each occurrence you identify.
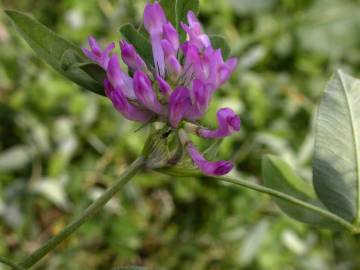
[216,57,238,87]
[168,87,191,128]
[161,39,181,79]
[161,39,176,58]
[156,75,172,96]
[199,108,240,138]
[133,71,164,115]
[82,47,96,61]
[82,36,114,69]
[163,22,179,51]
[180,11,211,50]
[143,2,166,36]
[166,56,182,80]
[186,11,202,32]
[120,40,147,71]
[151,34,166,77]
[226,57,238,71]
[88,36,101,52]
[107,55,136,99]
[143,2,167,77]
[185,79,212,120]
[104,79,153,123]
[182,44,238,90]
[186,143,233,176]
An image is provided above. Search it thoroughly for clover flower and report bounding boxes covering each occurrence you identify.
[82,1,240,176]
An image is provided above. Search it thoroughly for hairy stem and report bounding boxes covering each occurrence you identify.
[0,256,25,270]
[210,175,358,233]
[18,156,145,269]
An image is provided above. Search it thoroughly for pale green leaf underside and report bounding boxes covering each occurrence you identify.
[263,155,340,229]
[313,70,360,222]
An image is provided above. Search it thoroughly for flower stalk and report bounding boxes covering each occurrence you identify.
[17,156,145,269]
[0,256,25,270]
[211,176,358,233]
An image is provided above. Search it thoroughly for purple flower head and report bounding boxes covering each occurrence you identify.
[82,2,239,176]
[82,36,115,69]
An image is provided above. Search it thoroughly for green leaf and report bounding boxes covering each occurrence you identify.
[160,0,177,26]
[120,23,153,68]
[313,70,360,222]
[209,35,231,60]
[175,0,200,42]
[78,62,106,84]
[262,155,340,228]
[5,10,104,95]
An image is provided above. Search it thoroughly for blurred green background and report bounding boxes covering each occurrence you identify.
[1,0,360,269]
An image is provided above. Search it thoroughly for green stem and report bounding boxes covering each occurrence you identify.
[0,256,25,270]
[18,156,145,269]
[210,175,358,233]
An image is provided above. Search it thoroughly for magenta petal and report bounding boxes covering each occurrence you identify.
[199,108,241,138]
[82,36,114,69]
[151,34,166,77]
[185,79,212,120]
[167,56,182,80]
[104,79,153,123]
[143,2,167,76]
[181,11,211,50]
[226,57,238,71]
[161,39,175,57]
[186,143,233,176]
[107,55,136,99]
[187,11,199,28]
[168,87,191,128]
[217,57,238,86]
[88,36,101,52]
[120,40,146,71]
[156,75,172,96]
[82,47,95,61]
[161,39,181,78]
[163,22,179,51]
[143,2,166,36]
[133,71,164,115]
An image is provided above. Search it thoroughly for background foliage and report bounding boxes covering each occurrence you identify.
[1,0,360,269]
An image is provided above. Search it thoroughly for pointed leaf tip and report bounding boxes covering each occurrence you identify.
[6,9,104,95]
